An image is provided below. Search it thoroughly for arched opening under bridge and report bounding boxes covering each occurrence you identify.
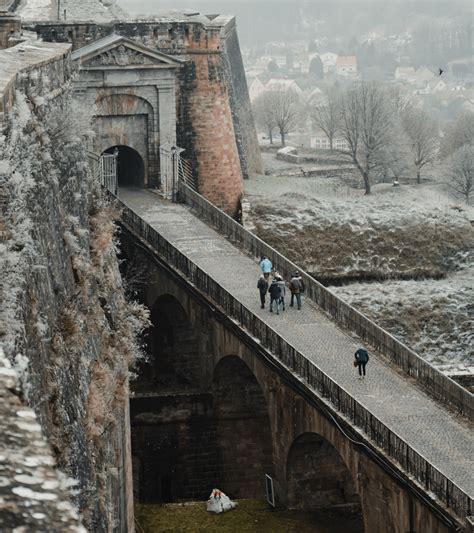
[212,356,273,498]
[286,432,364,531]
[132,293,199,394]
[103,145,145,188]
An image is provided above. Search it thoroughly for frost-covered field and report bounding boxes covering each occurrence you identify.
[244,171,474,368]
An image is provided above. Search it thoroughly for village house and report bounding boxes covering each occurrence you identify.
[336,56,357,76]
[426,78,448,94]
[414,66,436,86]
[395,66,416,82]
[320,52,338,73]
[248,77,303,102]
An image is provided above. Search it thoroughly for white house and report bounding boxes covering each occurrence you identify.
[320,52,338,73]
[414,66,435,85]
[249,78,303,102]
[395,66,416,82]
[336,56,357,76]
[426,78,448,94]
[304,87,324,105]
[248,78,266,102]
[265,78,303,96]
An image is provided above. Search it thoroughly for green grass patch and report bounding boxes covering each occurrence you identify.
[136,499,363,532]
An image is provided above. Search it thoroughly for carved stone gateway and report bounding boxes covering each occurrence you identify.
[72,34,184,192]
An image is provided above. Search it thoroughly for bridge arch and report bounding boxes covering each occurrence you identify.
[212,355,273,498]
[286,432,364,529]
[133,293,199,394]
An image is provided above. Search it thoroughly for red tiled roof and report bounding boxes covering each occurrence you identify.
[337,56,357,66]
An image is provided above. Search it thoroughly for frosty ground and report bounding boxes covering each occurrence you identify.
[244,154,474,370]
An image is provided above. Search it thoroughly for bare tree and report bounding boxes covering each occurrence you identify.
[338,82,395,194]
[446,145,474,204]
[401,107,439,183]
[441,111,474,159]
[309,87,340,150]
[252,92,277,144]
[271,89,302,146]
[386,84,412,116]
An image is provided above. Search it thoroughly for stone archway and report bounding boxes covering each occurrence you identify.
[103,145,145,188]
[287,432,364,530]
[212,356,273,498]
[132,293,199,394]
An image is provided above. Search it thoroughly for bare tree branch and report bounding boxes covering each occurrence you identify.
[338,82,396,194]
[446,145,474,204]
[402,107,439,183]
[309,87,341,150]
[252,89,301,146]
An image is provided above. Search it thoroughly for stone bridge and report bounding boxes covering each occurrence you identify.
[116,184,473,533]
[1,7,473,531]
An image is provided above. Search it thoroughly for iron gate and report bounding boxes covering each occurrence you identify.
[87,151,118,196]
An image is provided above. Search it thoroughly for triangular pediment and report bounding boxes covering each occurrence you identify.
[71,34,184,69]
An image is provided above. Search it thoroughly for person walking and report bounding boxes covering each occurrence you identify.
[354,347,369,379]
[289,271,304,310]
[274,273,286,311]
[257,275,269,309]
[268,277,283,314]
[259,256,272,281]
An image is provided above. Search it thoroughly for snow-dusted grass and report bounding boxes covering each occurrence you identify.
[18,0,54,20]
[334,265,474,366]
[244,170,474,369]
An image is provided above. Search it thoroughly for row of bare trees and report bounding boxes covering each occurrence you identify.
[253,82,473,201]
[308,83,440,194]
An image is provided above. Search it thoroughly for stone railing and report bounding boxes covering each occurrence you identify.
[118,195,472,524]
[178,182,473,423]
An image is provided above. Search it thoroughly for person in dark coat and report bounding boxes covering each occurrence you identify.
[268,277,283,314]
[354,347,369,378]
[257,275,269,309]
[289,271,304,310]
[274,273,286,311]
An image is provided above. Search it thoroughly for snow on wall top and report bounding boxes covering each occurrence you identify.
[0,348,86,531]
[0,38,70,116]
[17,0,127,22]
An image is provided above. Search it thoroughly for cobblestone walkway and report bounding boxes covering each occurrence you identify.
[120,188,474,498]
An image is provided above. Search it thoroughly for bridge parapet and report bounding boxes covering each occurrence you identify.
[177,182,473,423]
[118,190,472,526]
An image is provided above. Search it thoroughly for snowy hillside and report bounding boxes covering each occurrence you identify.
[245,174,474,368]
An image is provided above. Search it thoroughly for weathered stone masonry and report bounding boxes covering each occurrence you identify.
[25,15,263,216]
[0,37,141,532]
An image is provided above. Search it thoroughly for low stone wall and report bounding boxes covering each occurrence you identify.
[0,39,71,124]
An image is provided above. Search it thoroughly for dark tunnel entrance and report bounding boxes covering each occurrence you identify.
[103,145,145,188]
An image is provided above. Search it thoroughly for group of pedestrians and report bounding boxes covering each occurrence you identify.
[257,256,305,315]
[257,255,371,378]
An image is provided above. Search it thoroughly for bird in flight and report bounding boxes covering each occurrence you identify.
[439,68,444,76]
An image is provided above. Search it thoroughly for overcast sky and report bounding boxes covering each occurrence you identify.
[117,0,461,10]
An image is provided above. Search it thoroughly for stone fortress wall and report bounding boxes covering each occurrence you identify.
[25,14,263,216]
[0,28,135,532]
